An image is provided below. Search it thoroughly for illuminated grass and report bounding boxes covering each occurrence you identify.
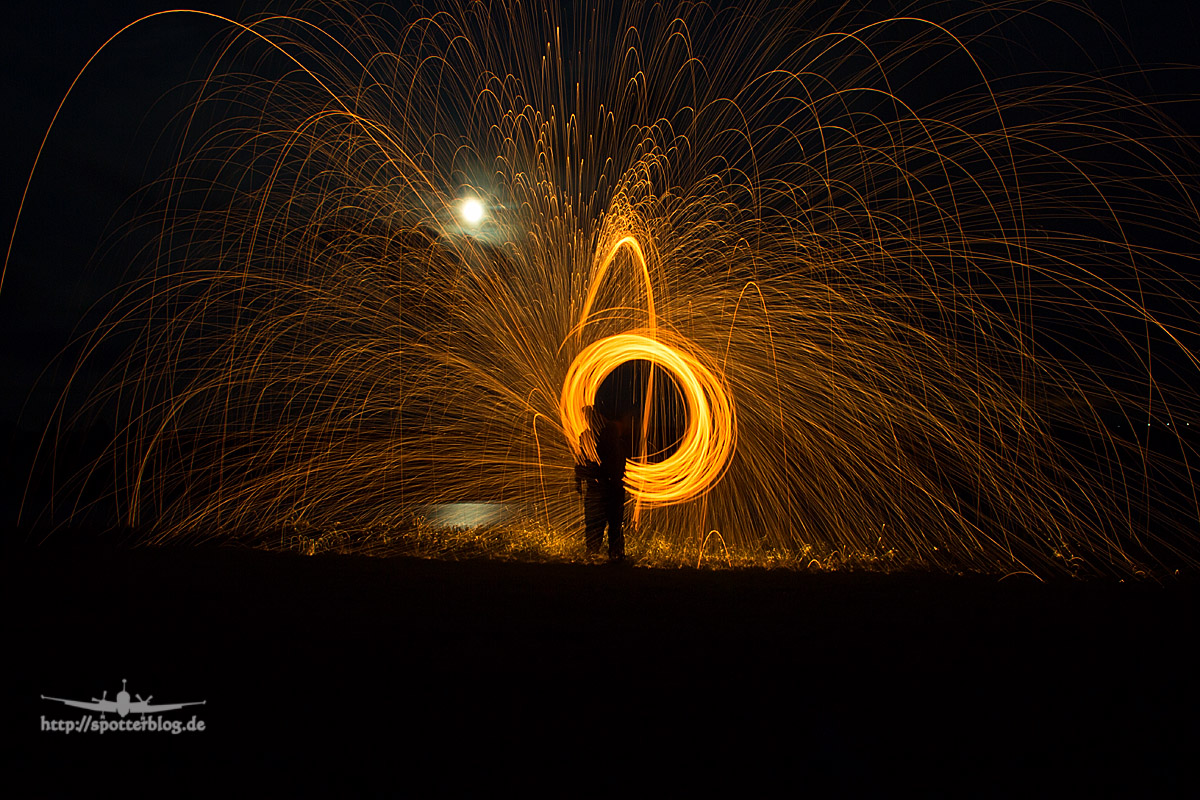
[272,513,939,574]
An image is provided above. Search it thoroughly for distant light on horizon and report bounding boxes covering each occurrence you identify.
[422,502,513,529]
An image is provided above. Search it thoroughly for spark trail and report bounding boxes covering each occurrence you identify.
[12,0,1200,577]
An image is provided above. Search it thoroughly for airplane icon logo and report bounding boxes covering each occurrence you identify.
[42,680,206,718]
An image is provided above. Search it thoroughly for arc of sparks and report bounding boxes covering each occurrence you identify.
[576,234,658,342]
[563,229,736,507]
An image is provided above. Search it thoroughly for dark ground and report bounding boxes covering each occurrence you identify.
[4,538,1197,795]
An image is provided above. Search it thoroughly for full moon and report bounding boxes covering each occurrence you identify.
[461,197,484,225]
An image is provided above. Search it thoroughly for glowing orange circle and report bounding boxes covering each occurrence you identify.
[560,331,736,506]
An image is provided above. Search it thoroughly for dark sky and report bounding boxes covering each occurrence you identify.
[1,2,250,427]
[1,1,1198,524]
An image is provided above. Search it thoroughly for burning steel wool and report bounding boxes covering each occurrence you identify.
[9,0,1200,577]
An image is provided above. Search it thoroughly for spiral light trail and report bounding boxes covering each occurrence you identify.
[560,330,736,506]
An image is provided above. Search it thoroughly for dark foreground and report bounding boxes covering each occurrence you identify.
[5,539,1197,795]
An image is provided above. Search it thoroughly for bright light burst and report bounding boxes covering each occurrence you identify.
[15,0,1200,576]
[460,198,484,225]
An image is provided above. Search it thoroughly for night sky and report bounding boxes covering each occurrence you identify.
[2,2,249,523]
[2,2,1199,521]
[4,0,1199,417]
[3,2,244,426]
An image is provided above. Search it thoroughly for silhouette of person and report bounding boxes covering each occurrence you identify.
[574,406,630,561]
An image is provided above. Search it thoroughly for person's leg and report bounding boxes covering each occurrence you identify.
[584,488,605,554]
[606,489,625,560]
